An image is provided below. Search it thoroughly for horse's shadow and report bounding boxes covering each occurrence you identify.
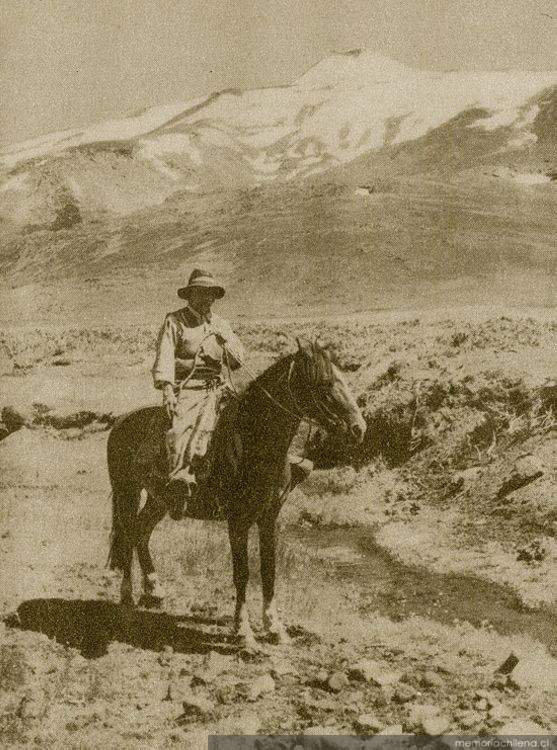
[5,598,238,659]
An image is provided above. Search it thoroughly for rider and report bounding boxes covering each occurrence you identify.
[152,269,244,510]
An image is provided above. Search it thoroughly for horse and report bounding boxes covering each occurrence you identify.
[107,339,366,649]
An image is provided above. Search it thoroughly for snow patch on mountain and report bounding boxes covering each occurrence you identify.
[138,60,555,171]
[1,50,555,225]
[81,100,198,143]
[3,51,555,175]
[0,98,204,168]
[138,133,203,165]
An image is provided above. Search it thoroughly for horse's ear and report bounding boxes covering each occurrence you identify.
[296,336,311,354]
[313,336,333,360]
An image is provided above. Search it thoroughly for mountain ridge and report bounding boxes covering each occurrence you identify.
[2,51,556,175]
[0,50,555,244]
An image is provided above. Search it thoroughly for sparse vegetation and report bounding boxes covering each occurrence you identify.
[0,313,555,745]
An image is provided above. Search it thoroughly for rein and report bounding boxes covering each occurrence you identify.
[224,347,315,481]
[177,331,222,393]
[173,332,339,434]
[225,348,324,429]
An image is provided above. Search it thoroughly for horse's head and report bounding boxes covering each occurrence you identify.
[290,339,366,443]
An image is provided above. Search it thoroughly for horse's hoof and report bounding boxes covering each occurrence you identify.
[262,607,290,645]
[234,629,262,654]
[138,593,164,609]
[238,638,264,655]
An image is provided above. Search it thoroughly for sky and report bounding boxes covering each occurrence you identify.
[1,0,556,145]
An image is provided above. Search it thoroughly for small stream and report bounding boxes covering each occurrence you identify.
[287,526,557,655]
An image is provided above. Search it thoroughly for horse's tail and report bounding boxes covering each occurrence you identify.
[106,412,145,571]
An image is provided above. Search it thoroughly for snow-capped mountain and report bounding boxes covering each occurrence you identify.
[1,51,556,226]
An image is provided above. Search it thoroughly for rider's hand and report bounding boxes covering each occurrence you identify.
[201,353,221,368]
[211,323,228,347]
[162,384,177,419]
[202,329,226,363]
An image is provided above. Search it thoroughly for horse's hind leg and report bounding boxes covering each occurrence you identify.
[136,493,167,608]
[109,487,141,606]
[258,515,289,645]
[228,520,258,650]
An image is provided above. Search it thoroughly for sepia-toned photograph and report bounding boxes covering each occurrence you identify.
[0,0,555,747]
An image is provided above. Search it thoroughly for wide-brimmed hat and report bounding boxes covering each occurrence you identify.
[177,268,225,299]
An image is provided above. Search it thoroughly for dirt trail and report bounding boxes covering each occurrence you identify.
[293,527,557,654]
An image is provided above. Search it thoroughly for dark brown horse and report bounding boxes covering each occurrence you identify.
[107,340,365,649]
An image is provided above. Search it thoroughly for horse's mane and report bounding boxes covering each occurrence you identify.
[226,344,336,436]
[240,352,294,405]
[240,343,335,404]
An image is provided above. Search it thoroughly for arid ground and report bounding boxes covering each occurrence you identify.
[0,306,555,748]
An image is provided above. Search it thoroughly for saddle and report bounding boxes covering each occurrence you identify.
[134,395,313,521]
[133,394,241,519]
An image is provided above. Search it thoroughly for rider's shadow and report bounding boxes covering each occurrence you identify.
[5,598,238,658]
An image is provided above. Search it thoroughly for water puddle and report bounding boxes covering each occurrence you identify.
[287,526,557,654]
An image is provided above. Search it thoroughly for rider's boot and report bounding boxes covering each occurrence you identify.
[288,454,313,488]
[166,468,195,520]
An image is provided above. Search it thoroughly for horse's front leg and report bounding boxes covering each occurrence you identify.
[120,545,135,607]
[136,493,168,608]
[258,515,290,645]
[228,520,258,650]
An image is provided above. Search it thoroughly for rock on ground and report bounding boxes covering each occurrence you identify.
[354,714,383,733]
[349,659,401,687]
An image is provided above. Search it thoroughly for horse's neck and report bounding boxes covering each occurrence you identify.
[241,358,300,466]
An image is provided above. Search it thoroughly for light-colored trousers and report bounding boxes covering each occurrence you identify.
[166,381,223,479]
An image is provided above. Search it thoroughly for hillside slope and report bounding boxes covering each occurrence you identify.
[0,173,555,325]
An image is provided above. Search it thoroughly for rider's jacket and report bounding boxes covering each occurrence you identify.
[152,305,244,389]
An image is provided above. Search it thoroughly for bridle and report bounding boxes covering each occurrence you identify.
[224,345,345,433]
[175,334,345,434]
[286,360,345,431]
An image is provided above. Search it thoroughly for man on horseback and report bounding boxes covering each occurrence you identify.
[152,269,244,515]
